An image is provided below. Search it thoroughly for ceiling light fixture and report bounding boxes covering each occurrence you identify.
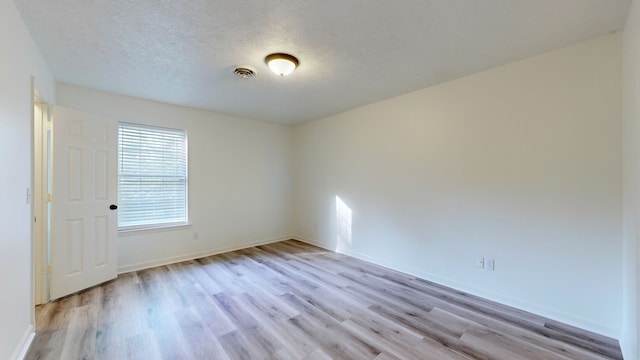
[265,53,299,76]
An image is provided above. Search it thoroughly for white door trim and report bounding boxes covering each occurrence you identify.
[32,88,51,306]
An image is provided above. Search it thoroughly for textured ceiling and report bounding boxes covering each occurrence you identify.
[15,0,631,125]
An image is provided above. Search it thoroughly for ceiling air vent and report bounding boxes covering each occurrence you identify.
[234,67,255,79]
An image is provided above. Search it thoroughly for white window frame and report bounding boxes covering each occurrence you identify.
[117,122,189,231]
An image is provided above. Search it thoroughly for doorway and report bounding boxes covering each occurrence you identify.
[33,90,51,305]
[33,104,120,303]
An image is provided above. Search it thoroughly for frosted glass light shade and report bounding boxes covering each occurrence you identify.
[265,53,299,76]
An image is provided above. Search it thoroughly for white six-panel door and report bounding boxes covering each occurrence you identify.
[50,106,118,300]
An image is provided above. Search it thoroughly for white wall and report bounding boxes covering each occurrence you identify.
[623,0,640,357]
[293,34,622,337]
[0,1,54,359]
[56,84,293,272]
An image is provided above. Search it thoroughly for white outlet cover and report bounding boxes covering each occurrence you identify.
[485,258,495,270]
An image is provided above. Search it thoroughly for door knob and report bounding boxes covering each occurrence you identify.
[109,204,118,210]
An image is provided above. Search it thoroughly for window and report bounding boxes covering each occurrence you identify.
[118,122,188,230]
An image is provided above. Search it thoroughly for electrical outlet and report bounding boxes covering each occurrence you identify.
[485,258,495,271]
[476,256,485,268]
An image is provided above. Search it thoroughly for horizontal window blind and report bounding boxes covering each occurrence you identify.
[118,122,187,229]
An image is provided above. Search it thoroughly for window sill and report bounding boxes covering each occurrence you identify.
[118,222,191,235]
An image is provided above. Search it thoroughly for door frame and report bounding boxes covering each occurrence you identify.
[32,82,51,306]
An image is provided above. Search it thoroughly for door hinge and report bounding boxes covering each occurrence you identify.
[47,193,52,203]
[46,265,52,274]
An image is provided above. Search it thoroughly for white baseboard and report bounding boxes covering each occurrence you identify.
[118,235,294,274]
[291,235,330,249]
[10,324,35,360]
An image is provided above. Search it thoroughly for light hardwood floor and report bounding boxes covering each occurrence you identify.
[26,240,623,360]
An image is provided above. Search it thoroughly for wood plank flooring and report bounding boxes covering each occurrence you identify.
[26,240,623,360]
